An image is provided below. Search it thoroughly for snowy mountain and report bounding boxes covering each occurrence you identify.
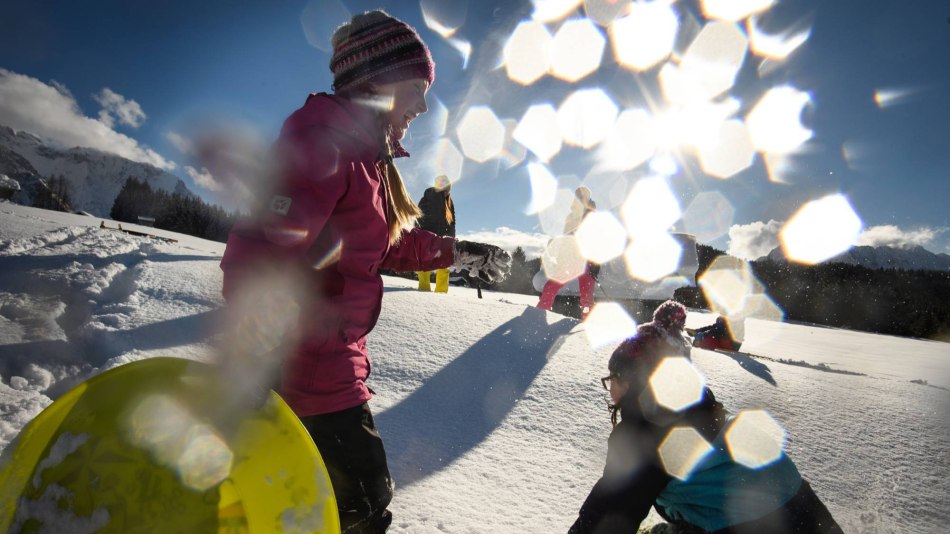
[0,124,193,217]
[764,244,950,271]
[1,204,949,533]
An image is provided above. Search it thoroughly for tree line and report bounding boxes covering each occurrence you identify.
[675,244,950,342]
[110,177,239,242]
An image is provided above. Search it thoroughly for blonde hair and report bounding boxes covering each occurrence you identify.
[380,129,421,245]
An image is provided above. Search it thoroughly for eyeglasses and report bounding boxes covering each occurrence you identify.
[601,374,618,390]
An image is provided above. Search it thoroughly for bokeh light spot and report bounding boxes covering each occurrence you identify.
[697,119,755,178]
[177,424,233,491]
[551,18,606,82]
[780,194,863,265]
[503,20,553,85]
[725,409,787,469]
[649,357,706,412]
[682,191,735,243]
[583,302,637,348]
[126,395,233,491]
[499,118,528,169]
[299,0,350,52]
[698,256,780,341]
[558,88,619,148]
[433,138,464,183]
[701,0,774,22]
[457,106,506,163]
[576,211,628,264]
[624,232,683,282]
[674,21,749,103]
[620,176,681,236]
[599,108,656,171]
[532,0,584,22]
[542,235,588,283]
[610,1,679,71]
[746,86,812,154]
[584,0,632,26]
[658,427,714,480]
[526,163,559,214]
[514,104,563,162]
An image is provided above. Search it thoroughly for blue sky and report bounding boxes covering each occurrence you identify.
[1,0,948,258]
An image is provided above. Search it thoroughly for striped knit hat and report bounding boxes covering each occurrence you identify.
[330,10,435,94]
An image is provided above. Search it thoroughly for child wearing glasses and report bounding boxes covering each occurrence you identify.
[569,300,841,534]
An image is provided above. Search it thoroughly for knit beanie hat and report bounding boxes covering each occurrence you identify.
[330,10,436,94]
[608,300,691,377]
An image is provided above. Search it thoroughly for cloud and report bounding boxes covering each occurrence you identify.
[726,219,783,260]
[185,166,220,193]
[457,226,550,258]
[858,225,944,249]
[93,88,146,128]
[0,69,175,170]
[165,131,194,155]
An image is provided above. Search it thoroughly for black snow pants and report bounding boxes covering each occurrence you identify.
[299,403,394,534]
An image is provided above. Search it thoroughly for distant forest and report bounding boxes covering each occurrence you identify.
[107,178,949,342]
[478,243,950,342]
[110,177,240,242]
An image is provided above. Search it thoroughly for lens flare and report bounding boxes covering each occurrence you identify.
[582,302,637,348]
[621,176,681,236]
[649,357,706,412]
[421,0,468,38]
[576,211,628,263]
[551,18,606,82]
[682,191,735,242]
[746,86,812,154]
[747,15,810,60]
[625,232,683,282]
[503,20,553,85]
[696,119,756,178]
[873,88,915,109]
[514,104,563,162]
[780,194,863,265]
[658,427,714,480]
[542,235,587,283]
[701,0,774,22]
[610,1,679,71]
[526,163,559,214]
[456,106,507,163]
[725,409,787,468]
[557,88,619,148]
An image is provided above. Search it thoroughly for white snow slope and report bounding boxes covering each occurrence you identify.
[1,203,948,533]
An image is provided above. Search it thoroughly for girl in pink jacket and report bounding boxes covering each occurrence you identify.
[220,11,508,533]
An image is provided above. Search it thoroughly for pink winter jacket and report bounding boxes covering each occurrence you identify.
[221,93,455,416]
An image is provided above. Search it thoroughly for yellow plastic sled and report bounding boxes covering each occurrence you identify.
[0,357,339,533]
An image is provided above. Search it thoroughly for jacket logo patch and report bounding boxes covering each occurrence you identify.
[269,195,292,216]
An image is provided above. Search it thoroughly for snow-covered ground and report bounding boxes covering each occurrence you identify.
[1,203,948,533]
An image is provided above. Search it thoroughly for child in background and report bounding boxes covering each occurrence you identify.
[537,186,598,319]
[569,300,841,534]
[416,175,456,293]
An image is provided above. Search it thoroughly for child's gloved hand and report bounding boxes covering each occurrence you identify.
[453,240,512,284]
